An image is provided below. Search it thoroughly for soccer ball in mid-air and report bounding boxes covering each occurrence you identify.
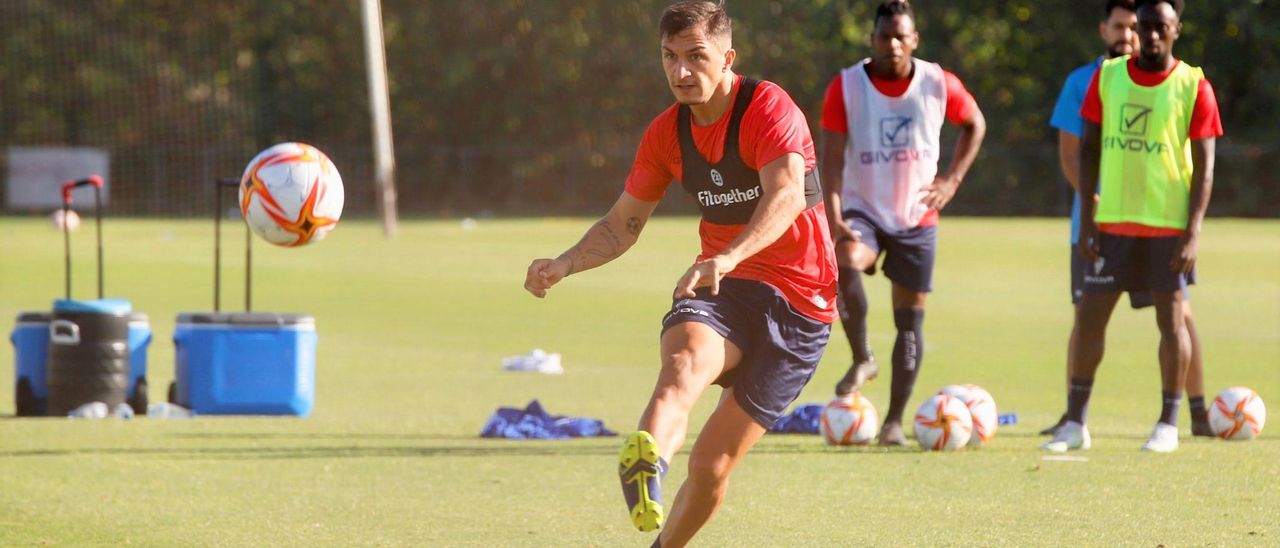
[239,142,344,247]
[1208,387,1266,440]
[913,394,973,451]
[938,384,998,447]
[820,394,878,446]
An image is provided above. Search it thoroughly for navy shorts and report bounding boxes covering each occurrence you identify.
[1071,248,1154,308]
[843,209,936,292]
[1081,234,1196,295]
[661,278,831,429]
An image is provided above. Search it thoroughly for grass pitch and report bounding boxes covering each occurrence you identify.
[0,215,1277,546]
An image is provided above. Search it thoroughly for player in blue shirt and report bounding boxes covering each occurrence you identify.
[1043,0,1211,438]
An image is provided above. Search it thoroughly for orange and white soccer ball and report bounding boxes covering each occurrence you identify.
[239,142,344,247]
[1208,387,1266,441]
[938,384,998,447]
[820,394,878,446]
[913,394,973,451]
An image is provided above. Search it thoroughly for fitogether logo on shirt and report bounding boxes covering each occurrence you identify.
[879,116,913,148]
[1119,104,1153,136]
[710,169,725,187]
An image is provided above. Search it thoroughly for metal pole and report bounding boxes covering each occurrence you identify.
[63,202,72,300]
[94,186,103,299]
[245,215,252,312]
[214,181,223,312]
[360,0,399,238]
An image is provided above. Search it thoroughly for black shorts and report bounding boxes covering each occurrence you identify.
[1081,234,1196,295]
[661,278,831,429]
[843,209,936,292]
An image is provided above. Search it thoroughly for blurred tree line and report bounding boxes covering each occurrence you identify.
[1,0,1277,217]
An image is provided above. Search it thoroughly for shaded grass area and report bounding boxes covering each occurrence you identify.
[0,216,1276,546]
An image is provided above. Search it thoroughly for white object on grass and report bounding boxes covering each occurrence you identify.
[502,349,563,374]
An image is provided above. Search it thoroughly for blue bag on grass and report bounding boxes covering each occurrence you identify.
[480,399,617,440]
[768,403,823,434]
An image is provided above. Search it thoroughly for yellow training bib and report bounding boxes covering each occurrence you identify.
[1096,56,1202,229]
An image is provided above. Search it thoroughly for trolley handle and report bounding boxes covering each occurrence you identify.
[213,177,252,312]
[60,176,104,204]
[60,175,106,300]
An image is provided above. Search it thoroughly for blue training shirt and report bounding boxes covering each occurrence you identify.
[1049,57,1103,244]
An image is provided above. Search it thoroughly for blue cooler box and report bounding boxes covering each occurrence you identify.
[11,308,151,416]
[173,312,316,416]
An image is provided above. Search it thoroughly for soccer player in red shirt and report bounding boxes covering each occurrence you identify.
[524,2,835,545]
[819,0,985,445]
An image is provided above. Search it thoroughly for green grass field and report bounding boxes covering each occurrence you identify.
[0,215,1277,546]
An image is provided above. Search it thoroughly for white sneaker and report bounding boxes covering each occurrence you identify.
[1141,422,1179,453]
[1041,421,1091,452]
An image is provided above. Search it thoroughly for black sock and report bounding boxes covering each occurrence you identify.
[838,267,872,363]
[1160,391,1182,426]
[885,308,924,424]
[1188,396,1207,421]
[1066,377,1094,424]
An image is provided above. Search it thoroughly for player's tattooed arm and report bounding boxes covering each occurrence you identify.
[554,194,658,277]
[626,216,645,236]
[557,218,626,275]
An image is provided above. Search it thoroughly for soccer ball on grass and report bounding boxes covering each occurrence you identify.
[820,394,878,446]
[1208,387,1266,440]
[937,384,998,447]
[913,394,973,451]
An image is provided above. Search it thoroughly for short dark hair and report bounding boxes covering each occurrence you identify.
[875,1,914,24]
[1104,0,1137,18]
[659,1,732,42]
[1134,0,1184,16]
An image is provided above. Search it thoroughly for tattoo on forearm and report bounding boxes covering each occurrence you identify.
[599,220,623,251]
[626,217,644,236]
[562,218,630,273]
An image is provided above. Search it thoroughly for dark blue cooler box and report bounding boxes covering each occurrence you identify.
[172,312,316,416]
[11,307,151,416]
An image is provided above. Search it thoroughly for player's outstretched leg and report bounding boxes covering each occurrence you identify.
[628,320,740,533]
[658,389,767,548]
[619,431,667,531]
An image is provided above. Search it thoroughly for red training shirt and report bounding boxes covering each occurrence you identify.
[626,75,837,323]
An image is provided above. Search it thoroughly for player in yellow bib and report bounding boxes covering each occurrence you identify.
[1042,0,1222,454]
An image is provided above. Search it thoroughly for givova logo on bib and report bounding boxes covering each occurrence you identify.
[879,116,912,148]
[1104,103,1166,154]
[1119,104,1152,135]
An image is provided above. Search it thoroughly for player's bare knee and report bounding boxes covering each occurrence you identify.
[660,348,704,381]
[686,452,734,488]
[850,249,877,272]
[653,353,699,400]
[651,382,694,411]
